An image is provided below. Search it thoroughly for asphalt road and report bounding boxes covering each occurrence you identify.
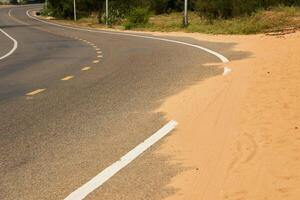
[0,5,228,200]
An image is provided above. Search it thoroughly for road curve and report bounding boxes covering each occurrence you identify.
[0,4,230,200]
[0,28,18,60]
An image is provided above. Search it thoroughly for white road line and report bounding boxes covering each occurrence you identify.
[64,120,178,200]
[26,10,229,63]
[26,89,46,96]
[0,28,18,61]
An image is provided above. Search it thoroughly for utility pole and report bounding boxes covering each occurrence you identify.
[183,0,188,26]
[73,0,77,21]
[105,0,108,25]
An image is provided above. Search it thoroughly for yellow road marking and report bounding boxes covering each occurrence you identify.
[26,89,46,96]
[61,76,74,81]
[81,66,91,71]
[93,60,100,64]
[96,51,102,54]
[97,55,103,58]
[95,48,100,50]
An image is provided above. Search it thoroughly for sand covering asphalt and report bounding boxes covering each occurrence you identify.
[15,14,300,198]
[154,31,300,200]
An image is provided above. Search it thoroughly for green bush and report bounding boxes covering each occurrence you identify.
[125,7,150,29]
[40,8,53,16]
[127,7,150,24]
[124,22,135,30]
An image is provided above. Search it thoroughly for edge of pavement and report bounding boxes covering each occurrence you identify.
[155,32,300,200]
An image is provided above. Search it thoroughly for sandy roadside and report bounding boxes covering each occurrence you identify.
[151,32,300,200]
[30,15,300,199]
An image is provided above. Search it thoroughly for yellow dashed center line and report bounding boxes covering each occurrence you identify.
[19,34,105,98]
[61,76,74,81]
[81,66,91,71]
[26,89,46,96]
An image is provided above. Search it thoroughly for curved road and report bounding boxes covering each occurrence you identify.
[0,5,229,200]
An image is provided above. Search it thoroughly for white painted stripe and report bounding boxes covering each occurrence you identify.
[0,28,18,61]
[26,10,229,63]
[64,120,178,200]
[223,66,232,76]
[26,89,46,96]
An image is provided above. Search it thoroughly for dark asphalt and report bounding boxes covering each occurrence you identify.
[0,4,233,200]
